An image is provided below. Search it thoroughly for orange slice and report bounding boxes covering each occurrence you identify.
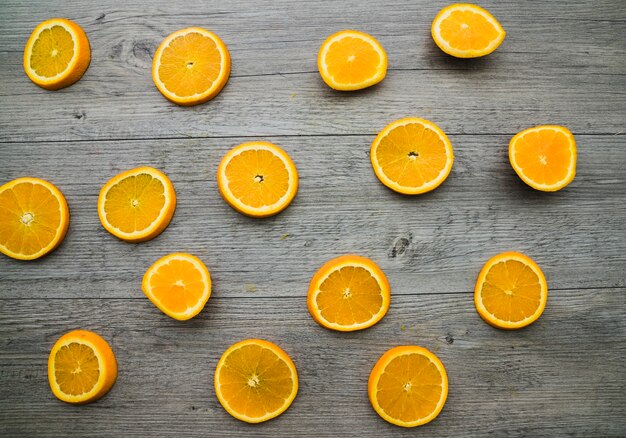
[474,251,548,329]
[48,330,117,404]
[142,253,212,321]
[371,118,454,195]
[369,345,448,427]
[217,142,298,217]
[23,18,91,90]
[509,125,577,192]
[214,339,298,423]
[152,27,230,106]
[431,4,506,58]
[98,166,176,243]
[318,30,387,91]
[0,177,69,260]
[307,255,391,332]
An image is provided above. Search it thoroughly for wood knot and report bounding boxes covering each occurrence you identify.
[445,334,454,345]
[96,13,106,21]
[389,234,412,258]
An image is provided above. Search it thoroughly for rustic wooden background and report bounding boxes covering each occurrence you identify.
[1,0,625,436]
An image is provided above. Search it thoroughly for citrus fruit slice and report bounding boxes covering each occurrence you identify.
[307,255,391,332]
[217,142,298,217]
[142,253,212,321]
[0,177,69,260]
[431,4,506,58]
[23,18,91,90]
[48,330,117,404]
[318,30,387,91]
[98,166,176,242]
[369,345,448,427]
[152,27,231,106]
[214,339,298,423]
[474,251,548,329]
[370,117,454,195]
[509,125,577,192]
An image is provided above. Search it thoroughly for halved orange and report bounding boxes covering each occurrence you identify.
[307,255,391,332]
[24,18,91,90]
[509,125,577,192]
[0,177,69,260]
[98,166,176,242]
[318,30,387,91]
[371,118,454,195]
[474,251,548,329]
[142,253,212,321]
[214,339,298,423]
[217,142,298,217]
[152,27,230,106]
[369,345,448,427]
[431,4,506,58]
[48,330,117,404]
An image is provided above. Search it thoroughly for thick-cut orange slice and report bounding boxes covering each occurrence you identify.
[318,30,387,91]
[0,177,69,260]
[152,27,230,106]
[474,252,548,329]
[307,255,391,332]
[142,253,212,321]
[509,125,577,192]
[48,330,117,404]
[217,142,298,217]
[214,339,298,423]
[24,18,91,90]
[371,118,454,195]
[431,4,506,58]
[98,166,176,242]
[369,346,448,428]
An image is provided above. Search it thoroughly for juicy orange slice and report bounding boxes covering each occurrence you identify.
[307,255,391,331]
[369,345,448,427]
[23,18,91,90]
[214,339,298,423]
[152,27,230,106]
[431,4,506,58]
[48,330,117,404]
[474,252,548,329]
[0,177,69,260]
[142,253,212,321]
[217,142,298,217]
[371,118,454,195]
[509,125,577,192]
[318,30,387,91]
[98,166,176,242]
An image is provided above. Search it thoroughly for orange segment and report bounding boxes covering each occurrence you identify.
[318,30,387,91]
[369,346,448,427]
[214,339,298,423]
[474,252,548,329]
[509,125,577,191]
[0,177,69,260]
[307,255,391,331]
[371,118,454,195]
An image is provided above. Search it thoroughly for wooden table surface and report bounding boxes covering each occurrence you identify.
[1,0,625,436]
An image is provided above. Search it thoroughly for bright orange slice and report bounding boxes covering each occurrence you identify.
[371,118,454,195]
[48,330,117,404]
[0,177,69,260]
[217,142,298,217]
[23,18,91,90]
[432,4,506,58]
[318,30,387,91]
[307,255,391,332]
[474,252,548,329]
[98,166,176,242]
[369,345,448,427]
[142,253,212,321]
[152,27,230,106]
[509,125,577,192]
[214,339,298,423]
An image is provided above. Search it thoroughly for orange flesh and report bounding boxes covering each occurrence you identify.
[512,130,573,186]
[147,258,206,314]
[325,37,381,84]
[29,25,75,77]
[54,342,100,396]
[439,10,500,50]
